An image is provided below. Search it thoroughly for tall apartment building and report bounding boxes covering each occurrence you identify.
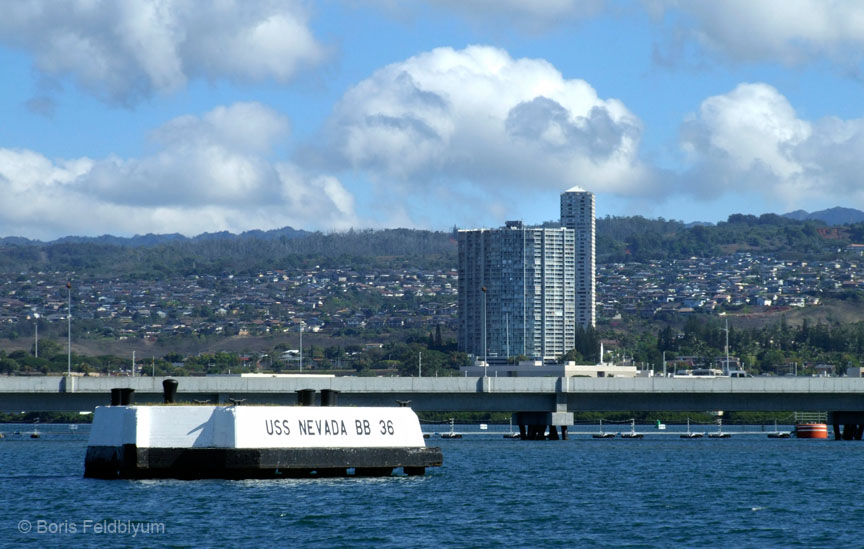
[457,188,595,362]
[458,221,577,361]
[560,186,596,327]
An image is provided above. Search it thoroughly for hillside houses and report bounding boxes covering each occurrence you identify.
[0,252,861,343]
[596,254,839,320]
[0,266,459,341]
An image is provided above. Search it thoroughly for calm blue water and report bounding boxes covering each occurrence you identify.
[3,423,864,548]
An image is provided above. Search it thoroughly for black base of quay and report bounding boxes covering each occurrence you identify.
[84,445,442,479]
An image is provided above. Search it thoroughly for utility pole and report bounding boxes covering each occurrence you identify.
[505,313,509,362]
[66,282,71,377]
[33,313,39,358]
[132,350,136,377]
[482,286,487,377]
[418,351,422,378]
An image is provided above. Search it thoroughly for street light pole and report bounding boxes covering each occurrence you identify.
[66,282,71,377]
[724,318,730,375]
[33,313,39,358]
[481,286,487,377]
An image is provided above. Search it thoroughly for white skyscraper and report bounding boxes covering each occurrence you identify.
[458,222,576,361]
[560,187,596,327]
[457,188,596,362]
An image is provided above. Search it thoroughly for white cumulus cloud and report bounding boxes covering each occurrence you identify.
[414,1,864,70]
[426,0,605,29]
[0,103,357,239]
[680,83,864,209]
[0,0,326,104]
[319,45,651,198]
[650,1,864,68]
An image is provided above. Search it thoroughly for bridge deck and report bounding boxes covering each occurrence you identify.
[2,376,864,413]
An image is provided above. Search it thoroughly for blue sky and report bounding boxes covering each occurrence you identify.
[1,1,864,239]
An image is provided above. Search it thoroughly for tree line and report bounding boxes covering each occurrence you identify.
[625,315,864,375]
[2,214,862,277]
[0,328,469,378]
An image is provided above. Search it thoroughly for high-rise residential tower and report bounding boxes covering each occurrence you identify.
[560,187,596,327]
[457,221,576,361]
[457,188,596,363]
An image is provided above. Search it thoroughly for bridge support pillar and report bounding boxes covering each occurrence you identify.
[512,411,573,441]
[830,412,864,440]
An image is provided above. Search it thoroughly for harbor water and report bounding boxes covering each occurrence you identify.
[3,423,864,548]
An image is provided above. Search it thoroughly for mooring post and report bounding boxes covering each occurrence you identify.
[110,388,122,406]
[321,389,339,407]
[119,388,134,405]
[162,378,178,404]
[297,389,316,406]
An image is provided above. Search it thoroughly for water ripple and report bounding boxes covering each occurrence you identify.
[4,436,864,547]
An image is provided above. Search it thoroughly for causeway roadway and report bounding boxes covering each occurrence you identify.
[2,375,864,413]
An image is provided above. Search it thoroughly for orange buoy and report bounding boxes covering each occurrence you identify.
[795,423,828,439]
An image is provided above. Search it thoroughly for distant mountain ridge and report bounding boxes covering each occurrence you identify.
[3,206,864,247]
[0,226,310,247]
[2,208,864,275]
[782,207,864,226]
[2,205,864,276]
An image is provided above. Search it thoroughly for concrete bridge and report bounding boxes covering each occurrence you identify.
[3,375,864,414]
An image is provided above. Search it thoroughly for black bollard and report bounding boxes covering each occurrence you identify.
[162,378,179,404]
[321,389,339,407]
[297,389,316,406]
[110,388,122,406]
[120,388,135,406]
